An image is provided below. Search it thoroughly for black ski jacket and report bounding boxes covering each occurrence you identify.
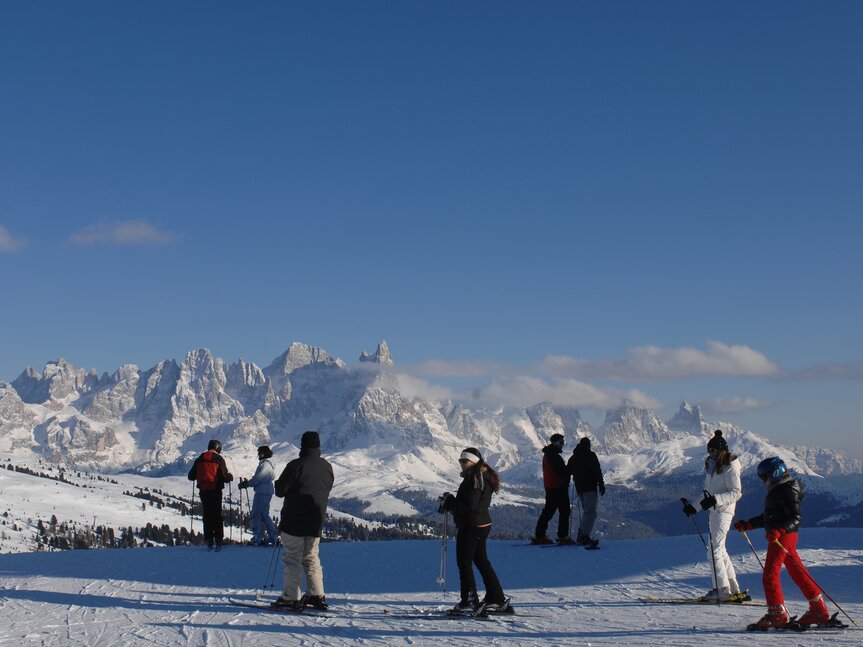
[746,475,803,534]
[449,468,494,528]
[567,445,604,495]
[542,444,570,489]
[274,447,334,538]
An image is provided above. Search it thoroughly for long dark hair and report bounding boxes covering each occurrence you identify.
[706,449,737,474]
[463,447,501,493]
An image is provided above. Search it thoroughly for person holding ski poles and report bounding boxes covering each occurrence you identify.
[271,431,334,612]
[567,437,604,547]
[187,439,234,551]
[681,430,744,602]
[734,456,831,630]
[238,445,278,546]
[439,447,512,615]
[532,433,573,545]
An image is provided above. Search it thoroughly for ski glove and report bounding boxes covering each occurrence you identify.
[598,484,606,496]
[238,478,249,489]
[699,494,717,510]
[765,528,784,543]
[682,501,698,517]
[438,492,455,514]
[734,520,753,532]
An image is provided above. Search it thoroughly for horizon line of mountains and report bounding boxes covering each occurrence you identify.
[1,341,860,480]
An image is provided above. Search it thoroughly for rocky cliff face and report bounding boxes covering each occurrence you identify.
[2,342,859,485]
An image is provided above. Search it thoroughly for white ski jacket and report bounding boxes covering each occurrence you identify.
[701,458,742,515]
[247,458,276,495]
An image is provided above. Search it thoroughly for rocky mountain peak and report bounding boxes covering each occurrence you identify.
[359,340,394,366]
[667,401,707,434]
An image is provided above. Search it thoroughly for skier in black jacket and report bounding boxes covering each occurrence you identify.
[734,457,830,630]
[439,447,511,615]
[532,434,572,544]
[270,431,334,612]
[567,437,605,547]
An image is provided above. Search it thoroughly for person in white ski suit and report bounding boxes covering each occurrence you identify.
[239,445,278,546]
[682,430,743,602]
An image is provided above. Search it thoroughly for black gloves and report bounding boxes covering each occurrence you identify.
[438,492,455,514]
[238,478,249,489]
[680,497,697,517]
[700,492,717,510]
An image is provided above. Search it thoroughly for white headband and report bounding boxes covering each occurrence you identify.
[459,451,480,464]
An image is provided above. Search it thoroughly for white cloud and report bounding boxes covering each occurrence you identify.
[699,396,773,414]
[541,340,780,381]
[451,375,659,411]
[0,225,26,252]
[69,220,178,246]
[407,359,501,378]
[394,373,459,401]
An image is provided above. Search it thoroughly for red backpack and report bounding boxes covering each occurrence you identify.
[196,451,221,491]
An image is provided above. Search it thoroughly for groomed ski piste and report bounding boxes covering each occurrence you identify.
[1,528,860,646]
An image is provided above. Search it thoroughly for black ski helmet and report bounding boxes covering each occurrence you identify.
[207,439,222,453]
[757,456,786,483]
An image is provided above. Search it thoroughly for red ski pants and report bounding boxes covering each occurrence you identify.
[762,531,820,607]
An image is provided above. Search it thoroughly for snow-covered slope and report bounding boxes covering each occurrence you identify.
[1,527,861,646]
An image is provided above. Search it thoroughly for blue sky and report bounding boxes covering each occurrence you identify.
[1,2,861,457]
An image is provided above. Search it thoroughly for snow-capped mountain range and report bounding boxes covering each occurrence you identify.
[1,341,861,515]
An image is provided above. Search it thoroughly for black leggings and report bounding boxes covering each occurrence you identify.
[456,525,505,604]
[199,489,224,542]
[535,486,570,539]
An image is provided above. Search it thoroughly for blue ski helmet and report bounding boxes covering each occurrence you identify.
[757,456,786,483]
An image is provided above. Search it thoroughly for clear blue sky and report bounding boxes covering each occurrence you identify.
[1,2,861,457]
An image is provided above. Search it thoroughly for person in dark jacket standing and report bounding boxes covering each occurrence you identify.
[532,434,572,544]
[567,437,605,547]
[187,439,234,551]
[439,447,511,615]
[271,431,334,611]
[734,457,830,630]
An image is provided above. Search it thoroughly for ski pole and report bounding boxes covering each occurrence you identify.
[680,498,707,548]
[703,495,721,606]
[569,482,575,535]
[228,482,233,543]
[259,539,283,599]
[436,511,448,592]
[773,538,857,626]
[741,530,764,569]
[190,481,196,540]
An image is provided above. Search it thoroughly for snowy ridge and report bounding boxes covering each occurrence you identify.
[1,342,861,525]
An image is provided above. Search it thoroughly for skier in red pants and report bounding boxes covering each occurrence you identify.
[734,457,830,630]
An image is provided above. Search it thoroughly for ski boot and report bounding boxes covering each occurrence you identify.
[449,592,479,615]
[796,594,829,626]
[270,596,304,612]
[557,536,577,546]
[700,587,732,602]
[479,596,514,615]
[301,594,329,611]
[747,605,789,631]
[530,535,553,545]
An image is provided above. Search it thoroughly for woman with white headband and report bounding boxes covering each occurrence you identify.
[439,447,511,615]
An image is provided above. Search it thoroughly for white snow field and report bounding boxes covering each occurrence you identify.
[1,528,860,646]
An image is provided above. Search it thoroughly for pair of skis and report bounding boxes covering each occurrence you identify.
[228,598,521,621]
[746,613,848,632]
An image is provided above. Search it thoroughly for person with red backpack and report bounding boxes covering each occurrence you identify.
[188,439,234,551]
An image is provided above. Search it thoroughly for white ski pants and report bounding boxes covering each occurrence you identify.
[707,510,739,593]
[280,533,325,600]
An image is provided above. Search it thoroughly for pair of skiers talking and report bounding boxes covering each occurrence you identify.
[533,434,605,547]
[189,432,334,612]
[682,429,832,630]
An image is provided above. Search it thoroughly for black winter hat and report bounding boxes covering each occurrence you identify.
[707,429,728,453]
[301,431,321,449]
